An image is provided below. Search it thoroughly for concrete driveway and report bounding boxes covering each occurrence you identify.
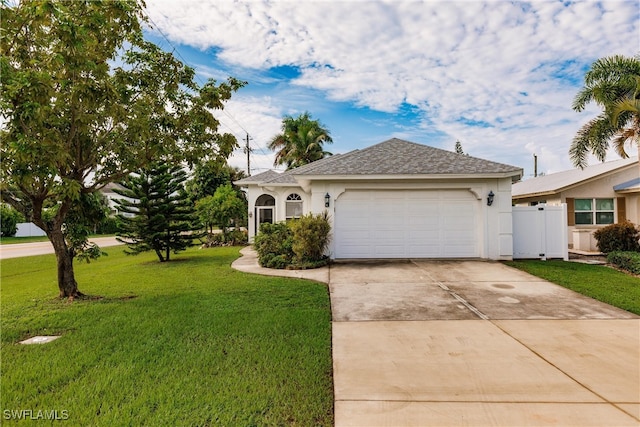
[331,260,640,426]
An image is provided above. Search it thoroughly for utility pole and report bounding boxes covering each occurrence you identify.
[243,133,252,176]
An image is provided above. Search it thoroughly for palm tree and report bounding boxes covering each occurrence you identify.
[570,55,640,168]
[268,112,333,169]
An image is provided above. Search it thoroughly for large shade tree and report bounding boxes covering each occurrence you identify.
[0,0,244,298]
[570,54,640,168]
[268,112,333,169]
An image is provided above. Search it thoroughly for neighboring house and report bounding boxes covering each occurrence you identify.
[235,138,522,260]
[512,157,639,251]
[100,182,134,217]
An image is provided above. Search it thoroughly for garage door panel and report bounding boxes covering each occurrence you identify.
[335,190,479,258]
[375,246,406,257]
[407,245,441,257]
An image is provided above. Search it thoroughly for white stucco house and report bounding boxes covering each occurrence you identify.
[512,157,639,251]
[235,138,523,260]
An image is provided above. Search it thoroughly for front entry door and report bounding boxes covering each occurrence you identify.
[256,207,274,231]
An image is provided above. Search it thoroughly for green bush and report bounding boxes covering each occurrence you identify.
[202,229,248,247]
[289,212,331,264]
[226,229,248,245]
[0,205,24,237]
[593,221,640,253]
[96,216,122,234]
[253,214,331,269]
[253,222,294,268]
[607,251,640,275]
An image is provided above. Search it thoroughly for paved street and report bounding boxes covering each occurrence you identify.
[0,236,121,259]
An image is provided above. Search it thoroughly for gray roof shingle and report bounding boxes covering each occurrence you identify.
[291,138,522,177]
[234,169,282,185]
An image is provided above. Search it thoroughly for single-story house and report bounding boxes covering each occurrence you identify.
[512,157,639,251]
[100,182,134,217]
[235,138,523,260]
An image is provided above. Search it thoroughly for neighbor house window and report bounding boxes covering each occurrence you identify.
[285,193,303,219]
[575,198,614,225]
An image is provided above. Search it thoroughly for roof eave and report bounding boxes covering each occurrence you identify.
[512,160,639,197]
[512,190,559,199]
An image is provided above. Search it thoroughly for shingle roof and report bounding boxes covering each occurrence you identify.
[234,169,282,186]
[261,172,298,185]
[290,138,522,177]
[512,157,638,198]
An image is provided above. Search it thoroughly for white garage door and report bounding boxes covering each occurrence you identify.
[334,190,479,258]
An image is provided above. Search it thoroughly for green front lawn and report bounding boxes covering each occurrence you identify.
[505,260,640,315]
[1,247,333,426]
[0,235,51,244]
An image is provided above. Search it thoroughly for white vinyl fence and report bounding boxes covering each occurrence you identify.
[15,222,47,237]
[512,205,568,260]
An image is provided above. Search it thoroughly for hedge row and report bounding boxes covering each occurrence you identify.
[607,251,640,275]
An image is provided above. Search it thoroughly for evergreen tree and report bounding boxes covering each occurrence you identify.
[114,163,203,262]
[455,140,464,155]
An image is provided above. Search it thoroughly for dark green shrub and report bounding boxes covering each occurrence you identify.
[289,212,331,264]
[225,229,248,245]
[607,251,640,275]
[202,229,248,247]
[254,222,294,268]
[96,216,122,234]
[0,205,24,237]
[593,221,640,253]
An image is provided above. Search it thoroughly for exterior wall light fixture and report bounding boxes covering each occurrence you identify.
[487,191,495,206]
[324,193,331,208]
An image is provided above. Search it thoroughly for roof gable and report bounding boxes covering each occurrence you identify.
[512,157,638,198]
[290,138,522,177]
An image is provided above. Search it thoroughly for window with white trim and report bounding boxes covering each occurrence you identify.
[285,193,303,219]
[575,198,614,225]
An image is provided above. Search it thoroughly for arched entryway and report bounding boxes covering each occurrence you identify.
[255,194,275,232]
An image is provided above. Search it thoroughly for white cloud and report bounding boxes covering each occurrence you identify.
[216,95,284,173]
[146,0,639,176]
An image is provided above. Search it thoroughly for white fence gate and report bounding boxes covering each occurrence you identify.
[512,205,568,260]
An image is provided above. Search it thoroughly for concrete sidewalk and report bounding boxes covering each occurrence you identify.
[231,251,640,426]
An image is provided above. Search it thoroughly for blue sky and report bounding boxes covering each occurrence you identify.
[144,0,639,178]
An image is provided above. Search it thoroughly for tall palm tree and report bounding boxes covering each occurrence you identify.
[570,55,640,168]
[268,112,333,169]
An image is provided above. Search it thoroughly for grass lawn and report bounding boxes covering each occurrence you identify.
[1,246,333,426]
[505,260,640,315]
[0,235,51,244]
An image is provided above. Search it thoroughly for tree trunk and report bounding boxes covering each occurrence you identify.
[49,229,84,299]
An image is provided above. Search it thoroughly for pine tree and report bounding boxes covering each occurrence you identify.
[455,140,464,154]
[114,163,203,262]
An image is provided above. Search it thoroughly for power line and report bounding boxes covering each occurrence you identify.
[140,7,252,140]
[138,7,278,173]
